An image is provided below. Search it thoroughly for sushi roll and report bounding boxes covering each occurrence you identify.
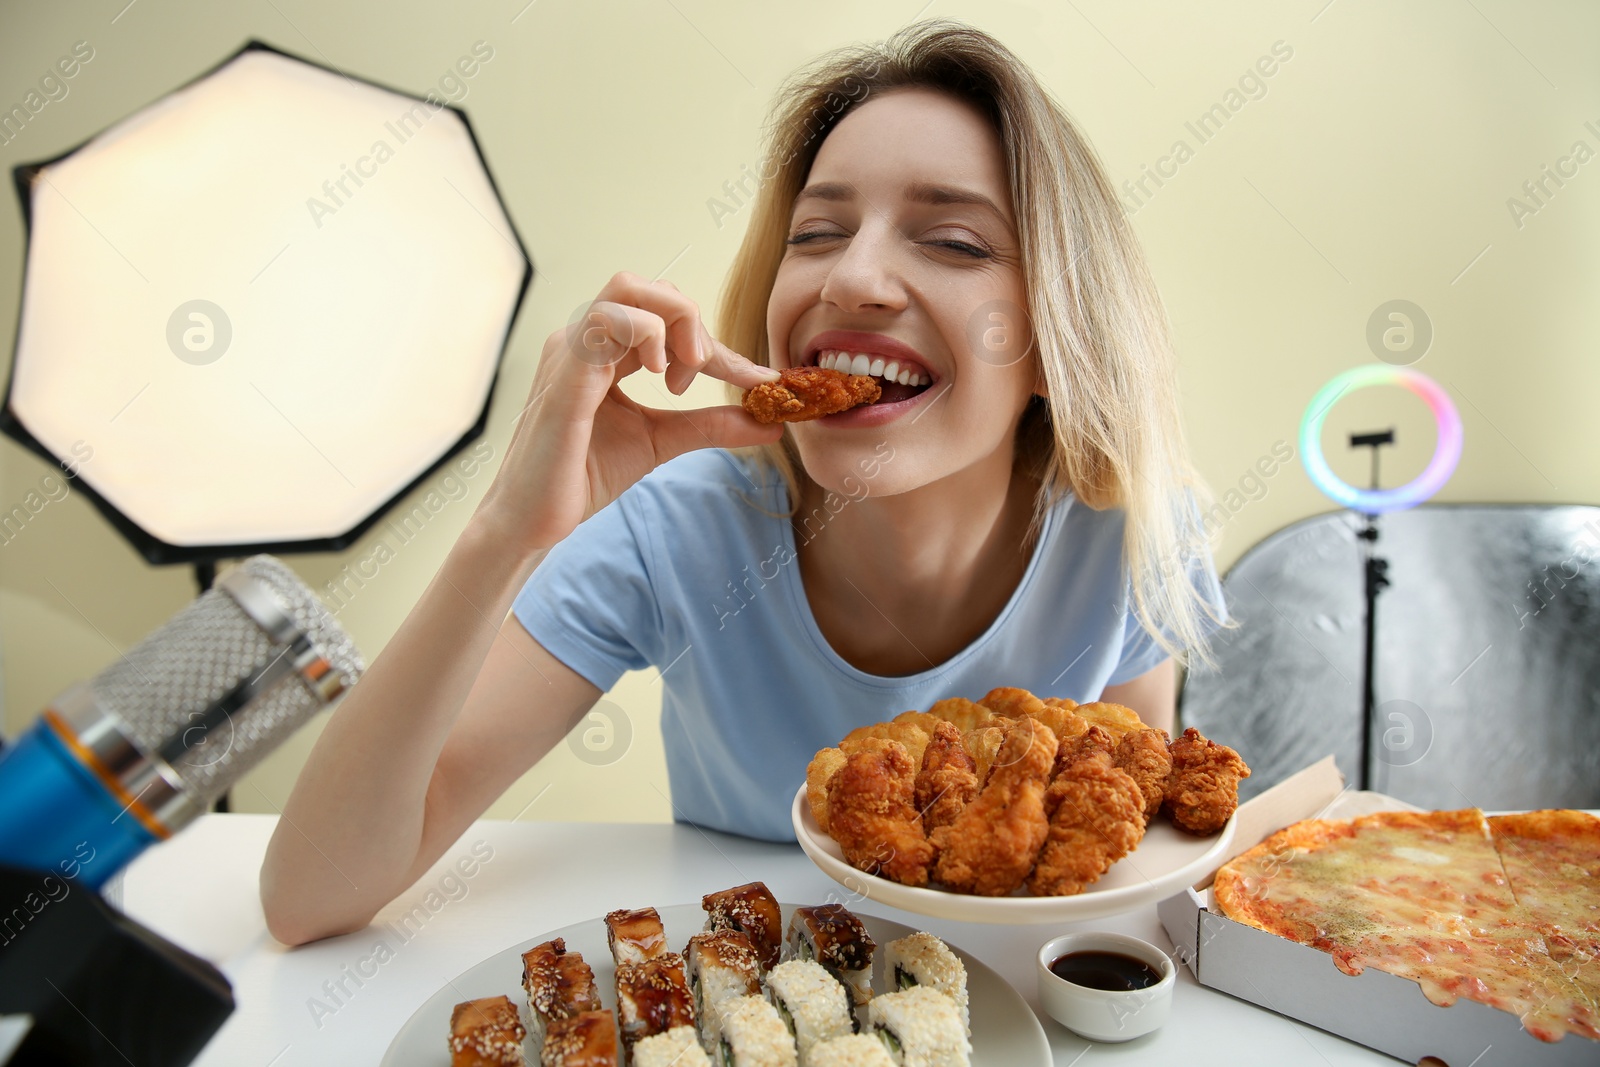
[449,994,527,1067]
[786,905,876,1007]
[865,987,968,1067]
[540,1009,618,1067]
[606,907,669,965]
[804,1036,896,1067]
[632,1026,710,1067]
[702,882,784,972]
[522,938,602,1048]
[616,952,696,1057]
[686,930,761,1052]
[715,995,798,1067]
[881,934,968,1035]
[763,960,855,1063]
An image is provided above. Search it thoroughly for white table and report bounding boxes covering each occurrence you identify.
[121,814,1398,1066]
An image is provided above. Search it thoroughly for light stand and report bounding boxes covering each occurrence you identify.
[1349,429,1394,791]
[1301,367,1462,792]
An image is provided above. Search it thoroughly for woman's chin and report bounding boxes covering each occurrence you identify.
[793,442,913,504]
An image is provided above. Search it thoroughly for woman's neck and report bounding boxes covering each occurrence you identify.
[795,445,1040,676]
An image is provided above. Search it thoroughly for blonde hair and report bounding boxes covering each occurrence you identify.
[717,18,1221,666]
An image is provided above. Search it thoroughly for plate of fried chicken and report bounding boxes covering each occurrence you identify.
[794,688,1247,923]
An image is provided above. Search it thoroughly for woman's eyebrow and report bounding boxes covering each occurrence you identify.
[793,179,1009,222]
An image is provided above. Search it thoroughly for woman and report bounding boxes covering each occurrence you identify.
[261,18,1224,946]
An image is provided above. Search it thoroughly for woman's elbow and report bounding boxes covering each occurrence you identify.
[259,870,373,947]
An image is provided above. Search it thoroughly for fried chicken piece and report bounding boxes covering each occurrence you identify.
[978,686,1091,746]
[931,717,1055,896]
[809,738,904,832]
[927,696,995,734]
[1029,751,1147,896]
[1053,725,1116,774]
[806,747,849,833]
[825,741,936,886]
[1043,725,1116,818]
[741,366,881,423]
[1113,727,1173,824]
[1073,701,1146,741]
[979,686,1047,719]
[840,719,932,767]
[914,720,980,836]
[961,726,1005,787]
[892,709,944,737]
[1026,704,1089,747]
[1163,726,1251,835]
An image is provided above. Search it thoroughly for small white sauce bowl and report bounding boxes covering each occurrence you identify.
[1036,931,1176,1042]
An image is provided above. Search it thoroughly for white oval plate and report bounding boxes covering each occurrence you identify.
[380,900,1049,1066]
[793,785,1237,924]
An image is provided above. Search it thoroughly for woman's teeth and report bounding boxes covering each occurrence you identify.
[816,349,930,386]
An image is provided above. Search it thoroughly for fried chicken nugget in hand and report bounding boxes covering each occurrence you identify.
[1029,751,1146,896]
[741,367,880,423]
[914,720,980,836]
[826,741,936,887]
[931,717,1055,896]
[1163,727,1251,835]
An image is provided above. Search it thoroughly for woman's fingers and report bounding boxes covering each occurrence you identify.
[567,300,667,375]
[593,272,705,375]
[699,332,782,389]
[590,272,781,394]
[661,359,701,396]
[645,403,784,465]
[532,273,782,439]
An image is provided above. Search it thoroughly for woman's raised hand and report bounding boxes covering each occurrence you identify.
[477,271,782,555]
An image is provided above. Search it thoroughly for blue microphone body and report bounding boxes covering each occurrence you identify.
[0,556,361,888]
[0,722,152,888]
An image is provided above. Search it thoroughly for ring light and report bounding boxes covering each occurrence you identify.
[1299,366,1462,514]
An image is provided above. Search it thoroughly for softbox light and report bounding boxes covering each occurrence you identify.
[3,41,531,564]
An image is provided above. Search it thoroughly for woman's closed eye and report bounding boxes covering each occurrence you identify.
[784,227,994,259]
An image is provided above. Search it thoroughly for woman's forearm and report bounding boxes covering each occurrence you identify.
[259,514,543,944]
[259,273,781,946]
[1100,659,1177,736]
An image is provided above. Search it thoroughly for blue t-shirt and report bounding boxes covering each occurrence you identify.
[512,449,1222,842]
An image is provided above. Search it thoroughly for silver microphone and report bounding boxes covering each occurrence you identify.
[0,554,363,882]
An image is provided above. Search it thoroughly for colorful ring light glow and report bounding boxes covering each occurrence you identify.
[1299,366,1462,514]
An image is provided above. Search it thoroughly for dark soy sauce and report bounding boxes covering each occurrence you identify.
[1049,950,1162,992]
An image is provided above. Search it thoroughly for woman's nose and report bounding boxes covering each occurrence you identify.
[818,223,909,314]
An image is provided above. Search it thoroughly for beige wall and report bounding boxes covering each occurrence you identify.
[1,1,1595,825]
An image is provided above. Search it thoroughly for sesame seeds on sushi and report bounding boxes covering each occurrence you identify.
[616,952,696,1058]
[449,995,527,1067]
[539,1009,618,1067]
[702,883,784,973]
[786,905,876,1007]
[881,933,968,1035]
[763,960,855,1065]
[686,930,762,1052]
[715,995,799,1067]
[633,1025,710,1067]
[521,938,602,1050]
[804,1036,896,1067]
[865,987,969,1067]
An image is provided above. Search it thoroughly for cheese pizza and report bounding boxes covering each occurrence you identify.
[1214,807,1600,1044]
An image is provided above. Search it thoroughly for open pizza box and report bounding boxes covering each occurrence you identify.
[1157,756,1597,1067]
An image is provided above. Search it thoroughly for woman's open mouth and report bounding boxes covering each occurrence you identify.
[813,349,935,406]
